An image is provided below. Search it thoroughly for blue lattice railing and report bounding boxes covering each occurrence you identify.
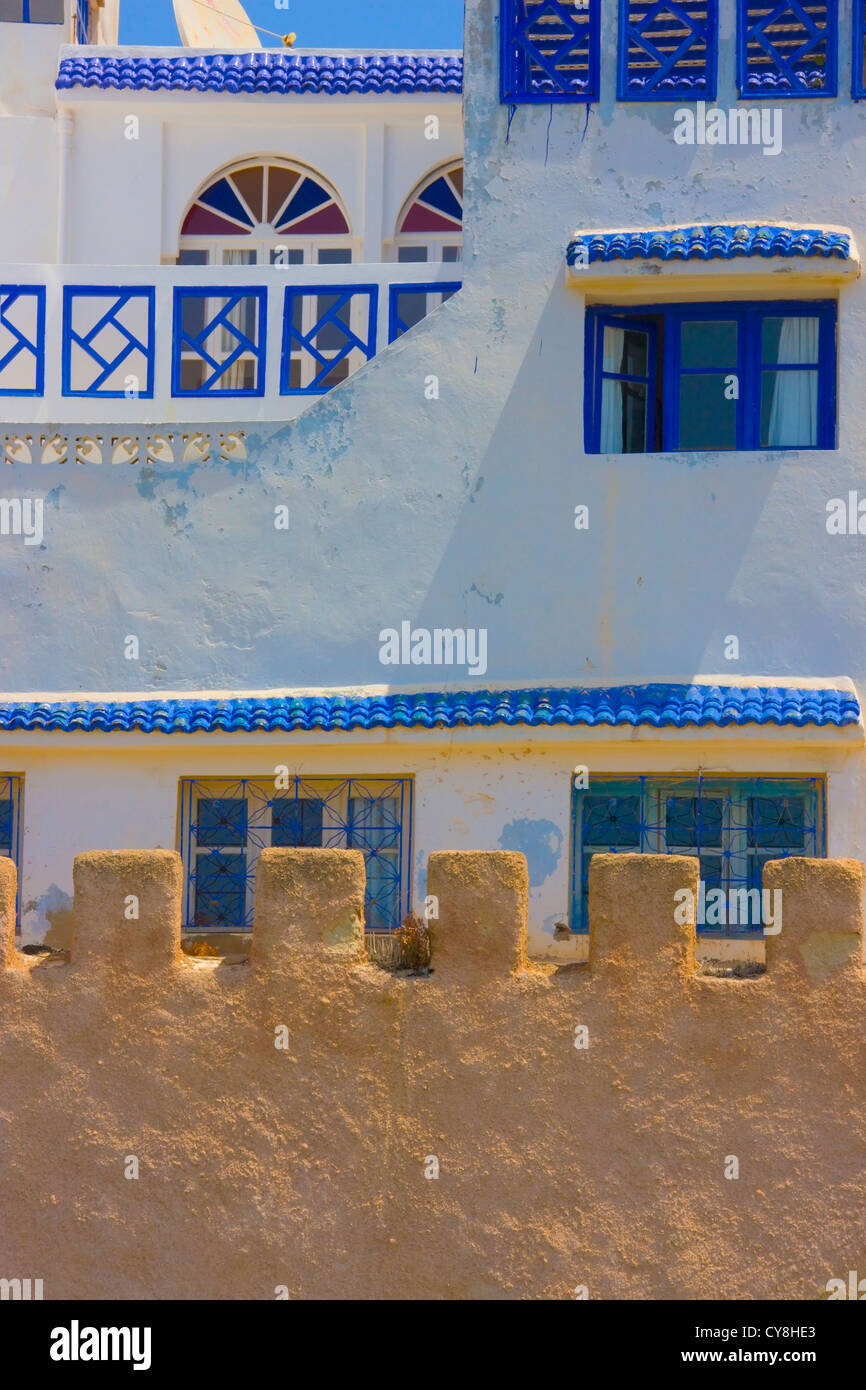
[738,0,837,97]
[619,1,718,100]
[172,287,267,397]
[62,287,155,399]
[180,777,413,933]
[571,774,825,936]
[501,0,602,103]
[388,281,462,341]
[0,286,45,397]
[280,286,378,395]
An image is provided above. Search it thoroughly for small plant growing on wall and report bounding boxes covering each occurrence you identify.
[395,913,431,973]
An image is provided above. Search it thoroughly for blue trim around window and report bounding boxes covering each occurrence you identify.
[570,774,826,937]
[500,0,601,104]
[0,286,45,397]
[280,284,378,396]
[586,299,837,454]
[62,287,155,400]
[618,0,718,102]
[0,775,24,929]
[737,0,838,99]
[854,1,866,97]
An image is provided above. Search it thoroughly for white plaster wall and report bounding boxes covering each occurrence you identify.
[0,24,62,263]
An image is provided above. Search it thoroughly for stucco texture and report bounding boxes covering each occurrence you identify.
[1,846,865,1300]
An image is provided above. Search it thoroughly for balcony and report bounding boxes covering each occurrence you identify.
[0,262,462,432]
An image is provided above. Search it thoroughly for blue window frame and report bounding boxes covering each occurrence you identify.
[854,1,866,97]
[571,775,825,936]
[179,776,413,934]
[0,775,23,927]
[388,281,462,342]
[75,0,90,44]
[500,0,601,104]
[585,300,837,453]
[62,287,155,399]
[618,1,718,101]
[5,2,65,20]
[0,286,45,397]
[737,1,837,98]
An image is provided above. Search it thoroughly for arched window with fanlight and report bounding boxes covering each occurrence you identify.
[178,159,355,268]
[391,162,463,264]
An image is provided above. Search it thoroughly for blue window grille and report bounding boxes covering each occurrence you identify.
[585,299,837,453]
[172,287,267,397]
[179,777,413,934]
[618,1,718,101]
[500,0,602,104]
[75,0,90,43]
[571,775,825,935]
[280,285,377,395]
[0,286,45,397]
[854,1,866,96]
[737,1,837,98]
[0,775,23,927]
[388,281,462,342]
[62,287,155,399]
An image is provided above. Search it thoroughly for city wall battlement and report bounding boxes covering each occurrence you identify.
[0,849,864,1300]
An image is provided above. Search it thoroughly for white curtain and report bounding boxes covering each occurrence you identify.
[221,250,256,390]
[600,326,626,452]
[767,317,819,447]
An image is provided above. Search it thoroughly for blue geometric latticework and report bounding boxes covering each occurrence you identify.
[172,287,266,397]
[738,0,837,97]
[571,774,825,936]
[619,1,718,100]
[281,286,377,395]
[388,282,462,342]
[56,52,464,96]
[567,224,852,266]
[179,777,411,933]
[501,0,602,103]
[0,286,45,397]
[62,287,155,399]
[0,684,857,735]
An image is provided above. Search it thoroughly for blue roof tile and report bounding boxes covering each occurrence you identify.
[56,51,463,96]
[567,224,852,266]
[0,685,856,735]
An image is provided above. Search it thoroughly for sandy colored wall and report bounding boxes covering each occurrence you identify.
[1,845,865,1301]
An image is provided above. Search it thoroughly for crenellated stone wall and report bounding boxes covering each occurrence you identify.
[0,848,864,1300]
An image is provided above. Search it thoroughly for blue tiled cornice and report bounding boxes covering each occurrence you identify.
[567,224,852,266]
[0,685,856,735]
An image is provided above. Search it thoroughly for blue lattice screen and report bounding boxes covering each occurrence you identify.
[501,0,602,103]
[180,777,412,933]
[738,1,837,96]
[571,775,824,935]
[619,1,717,99]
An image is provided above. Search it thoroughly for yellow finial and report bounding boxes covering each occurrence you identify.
[282,32,297,48]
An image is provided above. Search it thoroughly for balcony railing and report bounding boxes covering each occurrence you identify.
[0,264,462,427]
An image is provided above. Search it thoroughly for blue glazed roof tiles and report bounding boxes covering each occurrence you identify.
[56,52,464,96]
[567,224,852,266]
[0,685,856,735]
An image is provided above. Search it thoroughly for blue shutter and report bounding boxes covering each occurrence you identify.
[501,0,602,104]
[618,1,718,101]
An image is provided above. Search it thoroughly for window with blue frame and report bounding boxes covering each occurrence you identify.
[180,776,413,934]
[585,300,836,453]
[0,775,23,925]
[0,2,65,21]
[618,1,718,101]
[500,0,601,103]
[571,775,825,935]
[737,1,837,97]
[854,1,866,97]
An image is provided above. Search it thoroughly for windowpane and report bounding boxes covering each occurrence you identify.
[761,370,818,447]
[601,379,648,452]
[665,795,723,844]
[748,795,807,851]
[603,324,648,376]
[680,320,737,369]
[196,797,246,847]
[194,852,246,928]
[678,374,737,449]
[318,248,353,265]
[762,316,819,365]
[398,247,428,263]
[0,798,12,857]
[272,797,324,848]
[582,794,642,848]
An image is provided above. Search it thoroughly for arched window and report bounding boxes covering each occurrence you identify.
[178,159,354,267]
[392,162,463,264]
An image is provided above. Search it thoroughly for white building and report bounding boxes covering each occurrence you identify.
[0,0,863,961]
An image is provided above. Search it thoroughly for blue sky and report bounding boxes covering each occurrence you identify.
[119,0,465,48]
